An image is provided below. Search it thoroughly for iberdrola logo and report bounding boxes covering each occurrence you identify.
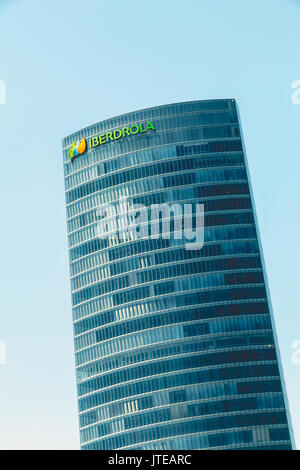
[69,138,86,162]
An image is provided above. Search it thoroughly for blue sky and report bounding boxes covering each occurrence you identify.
[0,0,299,449]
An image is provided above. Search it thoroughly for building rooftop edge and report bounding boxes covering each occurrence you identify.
[61,98,237,144]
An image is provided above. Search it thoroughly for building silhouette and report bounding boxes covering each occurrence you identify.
[62,100,294,449]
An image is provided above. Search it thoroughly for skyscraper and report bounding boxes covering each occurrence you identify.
[62,100,294,449]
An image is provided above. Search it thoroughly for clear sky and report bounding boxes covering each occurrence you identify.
[0,0,299,450]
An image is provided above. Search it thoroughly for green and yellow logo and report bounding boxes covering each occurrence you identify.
[68,121,155,163]
[69,138,87,162]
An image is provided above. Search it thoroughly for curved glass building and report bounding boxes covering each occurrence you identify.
[62,100,294,450]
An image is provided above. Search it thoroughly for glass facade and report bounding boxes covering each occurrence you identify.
[62,100,294,450]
